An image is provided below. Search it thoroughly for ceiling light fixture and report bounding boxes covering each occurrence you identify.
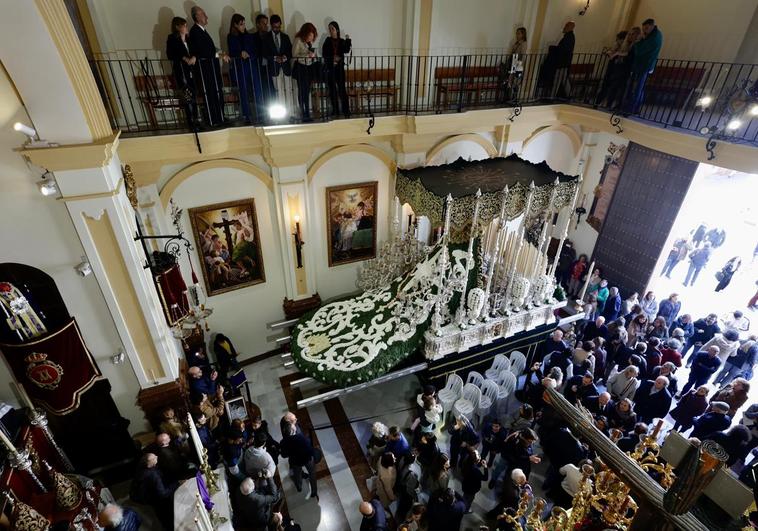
[37,173,59,197]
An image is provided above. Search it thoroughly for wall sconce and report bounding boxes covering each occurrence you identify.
[579,0,590,15]
[293,215,305,268]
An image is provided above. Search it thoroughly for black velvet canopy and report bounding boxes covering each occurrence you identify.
[395,155,580,228]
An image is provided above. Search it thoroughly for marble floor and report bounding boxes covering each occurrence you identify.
[246,355,553,531]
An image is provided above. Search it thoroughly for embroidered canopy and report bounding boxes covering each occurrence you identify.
[395,154,580,228]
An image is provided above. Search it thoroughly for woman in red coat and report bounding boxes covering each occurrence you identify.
[670,384,709,432]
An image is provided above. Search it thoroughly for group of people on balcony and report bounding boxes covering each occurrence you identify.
[165,6,352,127]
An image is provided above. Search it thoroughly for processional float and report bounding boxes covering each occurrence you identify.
[291,155,581,387]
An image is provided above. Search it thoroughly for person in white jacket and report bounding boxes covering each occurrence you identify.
[701,329,741,365]
[606,365,640,401]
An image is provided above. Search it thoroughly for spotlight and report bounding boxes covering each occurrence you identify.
[750,104,758,116]
[74,257,93,277]
[37,173,58,196]
[699,125,716,135]
[268,103,287,120]
[726,119,742,131]
[14,122,37,138]
[696,96,712,108]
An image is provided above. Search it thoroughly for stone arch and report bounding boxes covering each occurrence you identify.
[159,159,274,208]
[425,133,498,165]
[522,124,583,156]
[306,144,397,183]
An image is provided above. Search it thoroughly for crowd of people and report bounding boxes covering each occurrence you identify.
[166,6,352,127]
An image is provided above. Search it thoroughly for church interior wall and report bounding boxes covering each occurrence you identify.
[428,0,526,54]
[635,0,758,62]
[165,165,288,363]
[537,0,630,54]
[0,66,147,433]
[307,150,394,301]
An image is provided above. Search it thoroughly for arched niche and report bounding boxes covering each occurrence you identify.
[425,133,498,166]
[306,145,396,299]
[160,160,285,360]
[521,125,583,175]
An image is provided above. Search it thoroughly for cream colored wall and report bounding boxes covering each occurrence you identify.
[636,0,758,62]
[427,138,491,166]
[521,129,581,175]
[281,0,409,54]
[538,0,630,53]
[308,151,393,300]
[428,0,524,54]
[0,66,147,432]
[86,0,254,56]
[166,166,287,361]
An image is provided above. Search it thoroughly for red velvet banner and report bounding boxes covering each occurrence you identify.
[155,264,190,325]
[0,318,101,415]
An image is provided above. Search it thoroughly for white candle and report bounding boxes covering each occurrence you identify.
[0,426,16,454]
[394,196,400,223]
[14,383,35,411]
[187,413,205,466]
[578,261,595,301]
[149,369,158,383]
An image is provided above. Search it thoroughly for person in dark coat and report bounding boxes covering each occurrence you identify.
[681,345,722,395]
[280,423,318,499]
[583,316,608,342]
[146,433,189,484]
[715,257,742,292]
[684,242,712,287]
[617,422,648,453]
[481,418,507,466]
[489,428,540,489]
[683,313,720,363]
[606,334,634,378]
[670,384,709,432]
[690,402,732,439]
[213,333,240,378]
[130,453,177,530]
[602,287,622,322]
[670,314,694,342]
[165,17,198,126]
[227,14,265,122]
[460,447,489,512]
[537,329,567,363]
[607,398,637,433]
[447,415,480,468]
[583,392,613,418]
[651,362,679,396]
[188,6,229,126]
[359,498,388,531]
[234,476,280,529]
[552,21,576,98]
[98,504,142,531]
[322,21,352,117]
[427,488,466,531]
[657,294,681,327]
[633,376,672,424]
[703,425,751,466]
[563,372,598,405]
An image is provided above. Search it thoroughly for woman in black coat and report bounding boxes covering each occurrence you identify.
[704,425,751,466]
[607,398,637,433]
[213,333,240,377]
[321,21,352,117]
[165,17,198,124]
[460,447,488,512]
[715,256,741,292]
[670,384,709,432]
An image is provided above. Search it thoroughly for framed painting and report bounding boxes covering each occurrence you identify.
[326,182,378,267]
[224,396,249,423]
[189,199,266,296]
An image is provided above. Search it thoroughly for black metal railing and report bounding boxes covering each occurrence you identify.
[90,52,758,145]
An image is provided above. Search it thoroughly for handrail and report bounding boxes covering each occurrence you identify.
[90,52,758,147]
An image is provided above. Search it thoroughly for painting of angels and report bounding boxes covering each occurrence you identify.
[326,182,378,267]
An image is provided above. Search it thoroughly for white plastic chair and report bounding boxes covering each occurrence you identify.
[485,354,510,381]
[453,383,481,421]
[497,370,517,400]
[509,351,527,376]
[477,380,500,424]
[466,371,485,388]
[438,373,463,419]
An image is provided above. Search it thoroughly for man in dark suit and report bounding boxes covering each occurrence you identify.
[583,392,613,417]
[188,6,229,126]
[234,476,281,530]
[249,13,276,107]
[552,21,575,98]
[280,422,318,499]
[263,14,293,112]
[633,376,672,424]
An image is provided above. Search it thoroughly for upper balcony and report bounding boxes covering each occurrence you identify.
[90,51,758,151]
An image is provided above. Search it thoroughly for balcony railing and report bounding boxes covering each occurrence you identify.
[90,52,758,146]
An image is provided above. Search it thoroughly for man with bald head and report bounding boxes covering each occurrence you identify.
[234,475,280,529]
[680,344,721,397]
[634,375,673,424]
[147,432,189,483]
[188,365,221,398]
[130,453,178,530]
[583,391,613,417]
[359,498,387,530]
[98,503,141,531]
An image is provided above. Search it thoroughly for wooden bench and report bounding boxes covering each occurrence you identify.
[346,68,399,113]
[434,65,501,110]
[135,73,240,127]
[645,66,706,107]
[568,62,600,101]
